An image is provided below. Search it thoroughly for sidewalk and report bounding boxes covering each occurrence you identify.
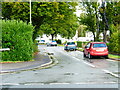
[0,53,52,73]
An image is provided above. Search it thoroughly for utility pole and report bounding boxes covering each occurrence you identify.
[30,0,32,24]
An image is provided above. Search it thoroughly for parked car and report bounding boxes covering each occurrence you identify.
[83,42,108,59]
[38,40,46,44]
[47,41,57,46]
[64,42,77,51]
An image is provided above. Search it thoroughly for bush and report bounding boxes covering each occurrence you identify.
[2,20,34,61]
[109,31,120,54]
[77,41,88,48]
[77,41,82,47]
[55,39,62,44]
[33,40,38,53]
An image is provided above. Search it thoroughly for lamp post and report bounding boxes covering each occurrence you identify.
[30,0,32,24]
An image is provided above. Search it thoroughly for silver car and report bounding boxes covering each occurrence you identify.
[47,41,57,46]
[64,42,77,51]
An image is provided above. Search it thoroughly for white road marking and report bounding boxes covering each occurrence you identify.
[103,82,117,84]
[24,83,44,85]
[82,61,96,68]
[1,83,19,85]
[106,59,118,62]
[0,71,9,73]
[64,52,96,68]
[1,82,118,86]
[102,69,119,78]
[49,83,70,85]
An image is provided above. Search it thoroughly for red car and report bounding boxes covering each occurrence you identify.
[83,42,108,59]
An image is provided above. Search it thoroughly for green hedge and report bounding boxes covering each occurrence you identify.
[77,41,88,48]
[55,39,62,44]
[2,20,34,61]
[109,31,120,54]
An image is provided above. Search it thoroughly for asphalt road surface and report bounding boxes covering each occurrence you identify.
[1,45,119,88]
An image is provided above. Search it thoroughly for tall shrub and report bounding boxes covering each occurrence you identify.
[109,31,120,54]
[77,41,89,48]
[2,20,34,61]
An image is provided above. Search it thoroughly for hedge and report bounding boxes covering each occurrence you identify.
[2,20,34,61]
[77,41,88,48]
[109,31,120,54]
[55,39,62,44]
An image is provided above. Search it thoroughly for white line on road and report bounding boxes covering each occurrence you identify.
[49,83,70,85]
[82,61,96,68]
[61,51,96,68]
[24,83,44,85]
[1,82,118,86]
[102,69,119,78]
[1,83,20,85]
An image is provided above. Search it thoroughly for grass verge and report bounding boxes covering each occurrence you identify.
[109,54,120,59]
[57,44,64,47]
[77,48,84,52]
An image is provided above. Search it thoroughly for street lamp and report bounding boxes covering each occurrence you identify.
[30,0,32,24]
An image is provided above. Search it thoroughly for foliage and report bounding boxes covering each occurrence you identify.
[79,1,120,43]
[33,40,39,53]
[2,2,79,41]
[77,41,88,48]
[55,39,61,44]
[79,2,99,41]
[77,25,87,37]
[40,2,79,40]
[2,20,33,61]
[109,25,120,54]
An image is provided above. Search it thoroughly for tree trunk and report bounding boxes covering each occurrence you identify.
[95,9,100,41]
[102,0,109,43]
[51,34,54,41]
[93,32,96,42]
[103,28,107,43]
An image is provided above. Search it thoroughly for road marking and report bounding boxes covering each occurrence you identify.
[103,82,117,84]
[1,82,118,86]
[49,83,70,85]
[68,55,96,68]
[61,51,96,68]
[82,61,96,68]
[106,59,118,62]
[102,69,119,78]
[0,71,8,73]
[24,83,44,85]
[1,83,19,85]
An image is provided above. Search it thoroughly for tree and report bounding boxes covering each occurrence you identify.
[77,25,87,37]
[79,2,101,41]
[2,2,78,41]
[40,2,79,40]
[79,1,120,42]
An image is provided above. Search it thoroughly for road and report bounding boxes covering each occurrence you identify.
[1,45,119,88]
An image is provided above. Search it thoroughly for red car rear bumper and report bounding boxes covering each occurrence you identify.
[90,52,108,56]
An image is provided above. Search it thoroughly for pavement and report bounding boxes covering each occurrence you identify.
[0,52,53,73]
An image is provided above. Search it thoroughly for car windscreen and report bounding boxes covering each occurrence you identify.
[41,40,45,42]
[93,43,107,48]
[52,41,56,42]
[67,42,75,45]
